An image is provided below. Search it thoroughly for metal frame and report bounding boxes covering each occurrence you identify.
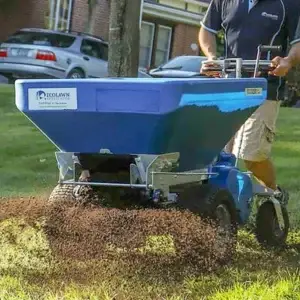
[54,151,284,228]
[55,151,217,202]
[244,171,285,229]
[201,59,272,76]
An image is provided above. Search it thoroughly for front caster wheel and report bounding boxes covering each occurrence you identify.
[255,201,289,248]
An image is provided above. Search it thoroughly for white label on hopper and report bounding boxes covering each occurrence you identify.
[28,88,77,110]
[245,88,263,96]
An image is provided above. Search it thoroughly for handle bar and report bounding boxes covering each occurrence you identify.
[202,60,273,69]
[254,45,282,76]
[259,45,282,52]
[201,59,274,77]
[201,44,282,78]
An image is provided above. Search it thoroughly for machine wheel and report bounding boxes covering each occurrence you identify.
[177,184,238,263]
[255,201,289,248]
[48,184,76,204]
[48,183,102,206]
[67,68,85,79]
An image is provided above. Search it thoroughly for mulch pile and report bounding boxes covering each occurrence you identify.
[0,194,234,280]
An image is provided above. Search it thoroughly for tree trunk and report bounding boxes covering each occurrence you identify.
[108,0,141,77]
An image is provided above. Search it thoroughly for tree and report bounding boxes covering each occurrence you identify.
[107,0,142,77]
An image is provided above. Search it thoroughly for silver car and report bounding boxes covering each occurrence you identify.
[0,28,150,82]
[149,55,207,78]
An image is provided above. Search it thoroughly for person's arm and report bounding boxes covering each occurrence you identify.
[286,42,300,65]
[285,17,300,66]
[199,29,218,59]
[199,0,222,60]
[270,6,300,77]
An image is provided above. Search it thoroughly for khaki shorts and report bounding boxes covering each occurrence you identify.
[224,100,281,162]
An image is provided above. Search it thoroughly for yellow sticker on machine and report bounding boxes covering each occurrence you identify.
[245,88,263,95]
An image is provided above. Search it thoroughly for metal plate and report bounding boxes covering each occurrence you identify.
[10,48,29,57]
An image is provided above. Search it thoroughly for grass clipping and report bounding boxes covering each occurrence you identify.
[0,196,234,279]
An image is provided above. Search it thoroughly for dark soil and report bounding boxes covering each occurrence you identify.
[0,195,234,282]
[0,196,46,223]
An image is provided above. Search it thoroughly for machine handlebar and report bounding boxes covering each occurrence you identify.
[201,59,274,72]
[259,45,282,52]
[202,59,272,71]
[200,44,282,78]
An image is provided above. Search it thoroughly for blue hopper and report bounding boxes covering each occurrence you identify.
[15,77,266,171]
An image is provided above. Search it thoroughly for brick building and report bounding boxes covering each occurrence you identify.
[0,0,209,69]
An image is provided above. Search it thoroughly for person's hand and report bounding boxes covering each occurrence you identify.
[269,56,293,77]
[200,56,221,78]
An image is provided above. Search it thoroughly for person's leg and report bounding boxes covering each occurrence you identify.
[232,100,280,189]
[243,157,288,203]
[231,100,289,205]
[243,159,277,190]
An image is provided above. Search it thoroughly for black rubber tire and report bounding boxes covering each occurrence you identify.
[255,201,289,248]
[48,183,103,206]
[67,68,85,79]
[177,184,238,263]
[48,184,76,204]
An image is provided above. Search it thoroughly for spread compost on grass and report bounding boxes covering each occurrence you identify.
[0,195,234,282]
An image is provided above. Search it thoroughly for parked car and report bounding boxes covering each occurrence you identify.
[149,55,208,78]
[0,28,150,83]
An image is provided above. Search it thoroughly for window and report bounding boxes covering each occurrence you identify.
[139,22,155,69]
[139,21,173,69]
[154,25,172,67]
[80,39,108,60]
[46,0,73,31]
[5,30,76,48]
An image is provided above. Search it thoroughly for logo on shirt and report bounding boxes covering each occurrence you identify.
[261,12,278,21]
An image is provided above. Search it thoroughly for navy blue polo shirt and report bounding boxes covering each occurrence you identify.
[201,0,300,100]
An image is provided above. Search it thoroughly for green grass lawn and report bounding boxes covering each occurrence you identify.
[0,85,57,197]
[1,85,300,299]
